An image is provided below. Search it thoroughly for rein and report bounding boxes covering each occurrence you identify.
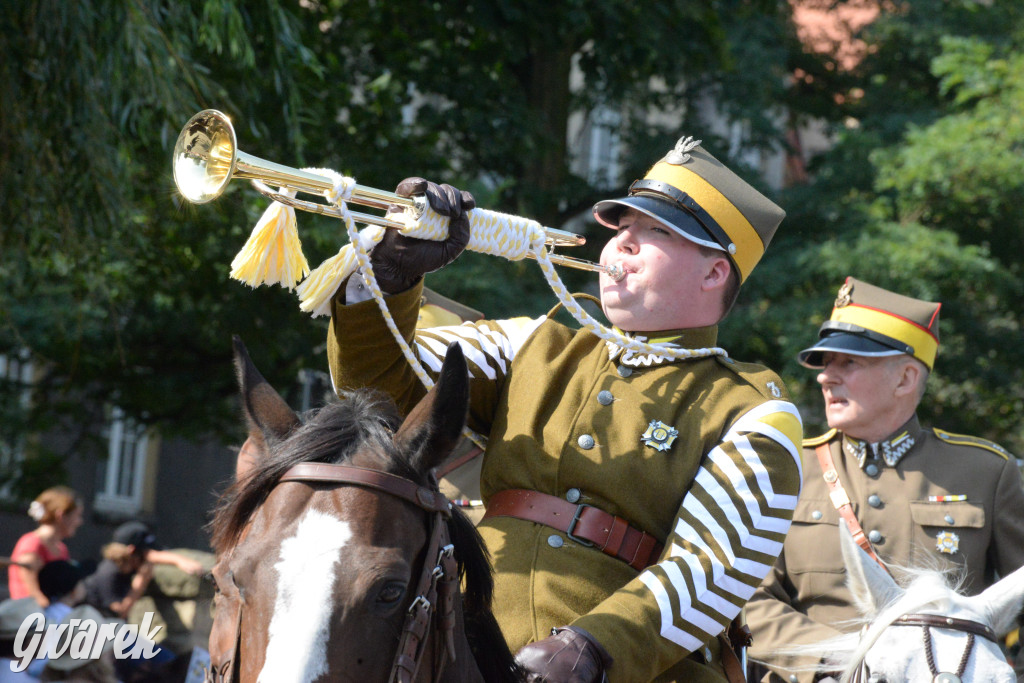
[851,613,997,683]
[208,462,458,683]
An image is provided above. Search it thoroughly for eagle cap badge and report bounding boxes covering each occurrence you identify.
[641,420,679,452]
[665,136,702,165]
[835,281,853,308]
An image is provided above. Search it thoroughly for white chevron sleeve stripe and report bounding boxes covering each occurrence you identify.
[694,469,784,556]
[671,519,757,600]
[416,334,497,379]
[417,331,499,380]
[725,401,803,467]
[494,316,546,350]
[728,400,802,432]
[639,572,705,650]
[414,340,444,372]
[665,545,736,619]
[731,435,800,511]
[673,515,770,581]
[437,326,509,374]
[707,448,792,534]
[655,563,721,635]
[681,495,772,579]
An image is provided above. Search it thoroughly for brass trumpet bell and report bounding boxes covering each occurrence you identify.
[173,109,623,278]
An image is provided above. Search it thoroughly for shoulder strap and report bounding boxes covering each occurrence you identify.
[814,443,890,574]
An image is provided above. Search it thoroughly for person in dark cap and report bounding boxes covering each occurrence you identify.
[0,596,45,683]
[83,522,203,620]
[745,277,1024,683]
[20,560,98,680]
[312,137,804,682]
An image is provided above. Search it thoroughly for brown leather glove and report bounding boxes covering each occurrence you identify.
[515,626,613,683]
[370,177,474,293]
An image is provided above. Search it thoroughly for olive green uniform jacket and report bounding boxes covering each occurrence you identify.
[745,416,1024,683]
[329,282,803,682]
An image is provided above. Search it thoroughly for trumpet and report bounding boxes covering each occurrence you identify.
[173,109,622,279]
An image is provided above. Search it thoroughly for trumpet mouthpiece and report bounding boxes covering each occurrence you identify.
[605,263,625,282]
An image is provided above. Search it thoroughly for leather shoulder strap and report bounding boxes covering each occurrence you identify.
[814,442,890,574]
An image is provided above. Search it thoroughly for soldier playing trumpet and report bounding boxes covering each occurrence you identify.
[328,138,803,682]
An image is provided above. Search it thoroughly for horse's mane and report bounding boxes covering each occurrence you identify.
[210,389,405,554]
[771,562,972,683]
[447,504,524,682]
[210,388,522,681]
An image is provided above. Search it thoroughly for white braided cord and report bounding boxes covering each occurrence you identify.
[298,168,727,418]
[526,233,727,361]
[308,174,488,450]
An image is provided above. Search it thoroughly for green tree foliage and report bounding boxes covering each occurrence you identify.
[0,0,337,494]
[0,0,794,493]
[727,0,1024,451]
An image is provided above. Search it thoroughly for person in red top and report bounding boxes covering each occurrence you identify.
[7,486,83,606]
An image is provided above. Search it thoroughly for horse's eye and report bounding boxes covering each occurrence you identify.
[377,582,406,605]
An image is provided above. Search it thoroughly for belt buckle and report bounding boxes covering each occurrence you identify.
[566,503,595,547]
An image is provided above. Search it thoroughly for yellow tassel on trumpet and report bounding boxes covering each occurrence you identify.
[297,225,385,317]
[229,200,309,290]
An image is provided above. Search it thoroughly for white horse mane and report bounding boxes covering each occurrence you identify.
[764,523,1024,683]
[772,561,969,679]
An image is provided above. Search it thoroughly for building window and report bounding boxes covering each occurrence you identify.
[586,107,622,190]
[0,349,33,499]
[95,407,150,514]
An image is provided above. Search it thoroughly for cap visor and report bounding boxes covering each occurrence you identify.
[593,196,723,251]
[798,332,906,368]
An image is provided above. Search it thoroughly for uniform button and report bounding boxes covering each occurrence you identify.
[597,390,614,405]
[617,365,633,377]
[548,535,564,548]
[566,488,581,503]
[865,463,879,477]
[578,434,595,450]
[811,510,823,521]
[868,530,883,543]
[789,676,799,683]
[868,495,882,508]
[944,515,955,525]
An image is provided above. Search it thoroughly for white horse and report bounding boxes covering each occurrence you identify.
[797,522,1024,682]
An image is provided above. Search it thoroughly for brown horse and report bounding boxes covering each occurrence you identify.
[206,338,522,683]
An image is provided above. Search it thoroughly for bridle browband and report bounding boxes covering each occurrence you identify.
[851,613,998,683]
[207,462,459,683]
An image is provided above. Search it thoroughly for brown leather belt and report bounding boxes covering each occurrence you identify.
[483,489,663,571]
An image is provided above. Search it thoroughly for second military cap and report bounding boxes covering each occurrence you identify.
[798,277,941,370]
[593,136,786,282]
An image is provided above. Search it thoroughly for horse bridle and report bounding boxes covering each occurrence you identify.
[851,613,998,683]
[207,462,459,683]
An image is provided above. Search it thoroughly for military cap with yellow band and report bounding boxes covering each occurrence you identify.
[798,277,942,370]
[592,136,786,283]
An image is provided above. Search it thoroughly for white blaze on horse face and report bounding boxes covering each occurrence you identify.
[258,508,352,683]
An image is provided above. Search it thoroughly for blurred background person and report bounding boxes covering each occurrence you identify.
[83,521,202,619]
[6,488,83,607]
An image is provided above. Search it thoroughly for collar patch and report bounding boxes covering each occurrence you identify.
[845,432,916,469]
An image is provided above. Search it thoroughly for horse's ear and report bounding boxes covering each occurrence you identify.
[233,336,301,448]
[976,562,1024,635]
[394,342,469,474]
[840,520,902,616]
